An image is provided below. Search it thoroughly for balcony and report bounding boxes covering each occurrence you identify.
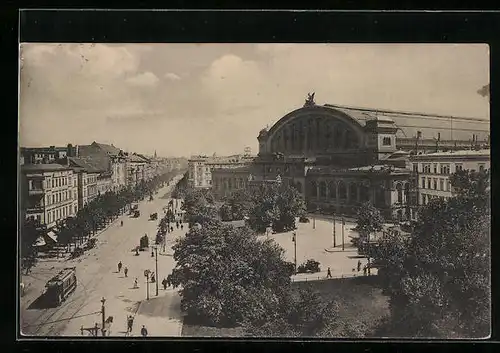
[29,188,45,196]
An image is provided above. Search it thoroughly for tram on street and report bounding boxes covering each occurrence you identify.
[44,267,77,306]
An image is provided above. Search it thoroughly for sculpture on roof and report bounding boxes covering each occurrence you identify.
[304,92,316,107]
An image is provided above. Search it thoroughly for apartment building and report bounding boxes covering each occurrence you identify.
[410,149,490,206]
[67,158,102,209]
[187,154,256,189]
[20,164,78,229]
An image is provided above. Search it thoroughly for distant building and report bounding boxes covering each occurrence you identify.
[410,149,490,207]
[212,167,252,198]
[20,164,78,229]
[20,144,77,165]
[187,154,256,189]
[77,142,128,191]
[126,153,151,187]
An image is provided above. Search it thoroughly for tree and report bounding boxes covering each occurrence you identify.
[181,189,218,226]
[219,203,233,222]
[248,182,305,233]
[167,220,295,326]
[355,201,384,274]
[20,218,43,273]
[374,170,490,338]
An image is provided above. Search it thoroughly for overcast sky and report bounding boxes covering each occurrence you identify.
[19,43,489,157]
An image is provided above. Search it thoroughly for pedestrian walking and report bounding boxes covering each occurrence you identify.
[162,278,168,290]
[124,267,128,277]
[327,267,332,279]
[141,325,148,337]
[118,261,122,273]
[133,278,139,288]
[120,220,123,227]
[180,224,184,230]
[363,265,367,276]
[357,260,362,272]
[127,315,134,333]
[151,250,154,257]
[170,226,173,232]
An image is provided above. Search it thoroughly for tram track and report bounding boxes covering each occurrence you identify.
[22,188,174,337]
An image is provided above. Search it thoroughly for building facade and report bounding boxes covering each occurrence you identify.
[188,154,255,189]
[210,97,489,222]
[20,164,78,228]
[410,149,490,206]
[78,142,128,191]
[67,158,101,209]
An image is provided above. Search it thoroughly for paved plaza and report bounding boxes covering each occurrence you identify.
[257,216,378,281]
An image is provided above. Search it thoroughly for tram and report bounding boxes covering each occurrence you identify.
[44,267,77,306]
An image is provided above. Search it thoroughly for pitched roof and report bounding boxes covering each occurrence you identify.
[135,153,151,162]
[128,154,147,163]
[68,157,106,173]
[92,142,122,155]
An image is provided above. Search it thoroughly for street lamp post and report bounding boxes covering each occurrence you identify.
[292,231,297,274]
[100,297,106,337]
[341,217,345,251]
[154,246,159,296]
[144,270,150,300]
[332,213,336,248]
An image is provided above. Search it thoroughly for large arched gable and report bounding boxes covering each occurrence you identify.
[265,105,366,155]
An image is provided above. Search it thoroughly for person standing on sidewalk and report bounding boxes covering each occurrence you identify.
[124,267,128,277]
[133,278,139,288]
[327,267,332,279]
[357,260,362,272]
[162,277,168,290]
[141,325,148,337]
[127,315,134,333]
[118,261,122,273]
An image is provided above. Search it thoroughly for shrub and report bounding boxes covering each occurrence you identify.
[297,259,321,274]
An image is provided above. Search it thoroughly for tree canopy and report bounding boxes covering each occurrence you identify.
[247,182,305,233]
[167,220,295,326]
[355,201,384,238]
[374,169,490,338]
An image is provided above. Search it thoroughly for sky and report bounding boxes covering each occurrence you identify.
[19,43,490,157]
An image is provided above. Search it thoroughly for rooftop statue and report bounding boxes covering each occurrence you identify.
[304,92,316,107]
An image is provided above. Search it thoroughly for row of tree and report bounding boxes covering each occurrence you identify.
[354,169,490,338]
[21,170,181,273]
[181,182,305,234]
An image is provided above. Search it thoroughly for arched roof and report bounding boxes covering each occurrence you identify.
[266,105,366,141]
[265,103,490,142]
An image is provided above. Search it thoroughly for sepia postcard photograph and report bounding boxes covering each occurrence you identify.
[18,43,491,339]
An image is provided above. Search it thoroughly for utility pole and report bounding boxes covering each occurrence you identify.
[155,246,159,296]
[100,297,106,337]
[292,231,297,274]
[332,213,336,247]
[341,217,345,251]
[144,270,150,300]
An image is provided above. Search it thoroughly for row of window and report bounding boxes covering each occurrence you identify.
[421,194,449,205]
[49,175,72,189]
[414,162,486,174]
[214,177,247,190]
[47,204,75,224]
[47,190,76,206]
[421,177,452,191]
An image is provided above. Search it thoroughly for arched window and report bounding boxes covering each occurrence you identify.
[310,181,318,197]
[328,181,337,199]
[295,181,303,193]
[396,183,403,203]
[319,181,327,198]
[338,181,346,199]
[349,183,358,201]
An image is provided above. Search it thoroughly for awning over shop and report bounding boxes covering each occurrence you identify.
[46,231,58,243]
[34,237,46,247]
